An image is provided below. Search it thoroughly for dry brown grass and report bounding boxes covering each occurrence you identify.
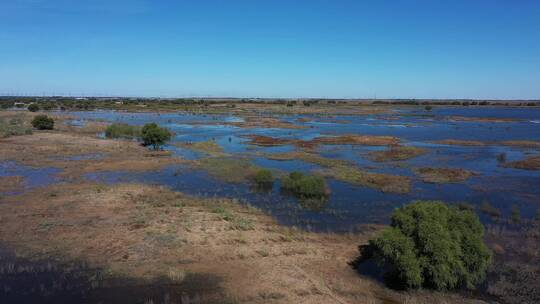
[368,146,428,162]
[0,176,24,193]
[503,156,540,170]
[0,182,483,304]
[244,134,400,149]
[432,139,486,146]
[0,130,182,180]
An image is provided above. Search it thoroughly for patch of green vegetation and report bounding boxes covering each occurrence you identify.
[479,201,501,218]
[321,165,410,194]
[27,103,39,112]
[369,146,427,162]
[104,123,141,139]
[415,167,475,183]
[141,123,171,150]
[281,171,328,198]
[196,157,260,183]
[253,169,274,185]
[365,201,491,290]
[0,116,32,138]
[31,114,54,130]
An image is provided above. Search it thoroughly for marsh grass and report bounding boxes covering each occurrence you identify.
[414,167,476,183]
[0,116,33,138]
[320,165,411,194]
[104,123,141,139]
[368,146,427,162]
[503,156,540,170]
[266,151,349,167]
[177,140,225,156]
[194,157,261,183]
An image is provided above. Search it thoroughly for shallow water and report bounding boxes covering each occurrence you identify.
[3,107,540,231]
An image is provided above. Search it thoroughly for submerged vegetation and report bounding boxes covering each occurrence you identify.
[415,167,476,183]
[368,145,427,162]
[363,201,492,290]
[31,115,54,130]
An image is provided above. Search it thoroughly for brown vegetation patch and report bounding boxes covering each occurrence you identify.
[499,140,540,148]
[308,135,400,146]
[226,116,307,129]
[0,182,482,303]
[0,131,182,180]
[0,176,24,193]
[243,135,293,146]
[503,156,540,170]
[446,116,521,123]
[319,166,411,194]
[432,139,486,146]
[415,167,476,183]
[368,146,428,162]
[244,134,400,149]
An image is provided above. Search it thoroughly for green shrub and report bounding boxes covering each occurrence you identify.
[366,201,491,290]
[27,103,39,112]
[254,169,274,185]
[0,117,32,137]
[141,123,171,150]
[31,115,54,130]
[105,123,140,139]
[281,171,328,198]
[424,105,432,111]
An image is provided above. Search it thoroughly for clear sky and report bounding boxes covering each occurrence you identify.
[1,0,539,99]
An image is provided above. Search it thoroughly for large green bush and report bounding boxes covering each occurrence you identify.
[281,171,328,198]
[27,103,39,112]
[31,115,54,130]
[105,123,140,139]
[366,201,491,290]
[141,123,171,150]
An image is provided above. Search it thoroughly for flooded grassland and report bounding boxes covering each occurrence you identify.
[1,105,539,304]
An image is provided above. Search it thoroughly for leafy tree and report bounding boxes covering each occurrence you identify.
[31,115,54,130]
[141,123,171,150]
[366,201,491,290]
[27,103,39,112]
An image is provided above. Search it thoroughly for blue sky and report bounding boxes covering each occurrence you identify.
[1,0,539,99]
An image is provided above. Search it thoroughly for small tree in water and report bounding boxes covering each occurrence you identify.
[363,201,491,291]
[141,123,171,150]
